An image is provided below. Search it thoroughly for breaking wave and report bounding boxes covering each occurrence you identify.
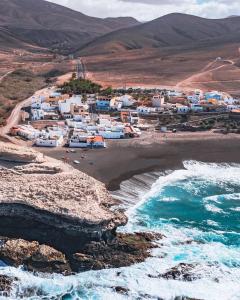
[1,161,240,300]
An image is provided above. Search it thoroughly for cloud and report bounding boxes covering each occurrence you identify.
[47,0,240,21]
[120,0,192,4]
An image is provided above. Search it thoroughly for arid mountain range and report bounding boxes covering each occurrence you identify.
[0,0,139,52]
[78,13,240,55]
[1,0,240,94]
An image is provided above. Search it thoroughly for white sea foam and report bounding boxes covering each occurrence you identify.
[125,160,240,228]
[207,219,219,227]
[1,161,240,300]
[1,237,240,300]
[159,197,179,202]
[183,161,240,186]
[230,207,240,212]
[205,193,240,203]
[205,203,223,214]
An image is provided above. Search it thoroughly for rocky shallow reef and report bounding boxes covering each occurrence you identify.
[0,142,161,277]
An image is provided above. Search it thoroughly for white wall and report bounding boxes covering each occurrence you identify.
[98,131,124,139]
[59,95,83,114]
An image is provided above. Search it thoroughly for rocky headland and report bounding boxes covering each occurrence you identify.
[0,142,161,277]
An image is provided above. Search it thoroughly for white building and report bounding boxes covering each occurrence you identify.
[50,92,62,98]
[31,109,45,120]
[69,134,106,148]
[31,97,58,111]
[119,95,136,107]
[59,95,83,114]
[87,94,96,104]
[167,91,182,97]
[190,104,203,112]
[41,102,57,111]
[187,95,200,104]
[152,95,165,107]
[98,115,112,127]
[177,105,190,114]
[224,97,237,105]
[227,105,240,112]
[98,129,124,139]
[130,111,139,125]
[35,135,64,147]
[137,106,156,115]
[11,125,40,140]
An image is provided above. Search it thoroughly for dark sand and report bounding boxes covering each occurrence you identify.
[39,132,240,191]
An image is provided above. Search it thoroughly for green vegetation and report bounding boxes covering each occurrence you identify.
[99,86,113,96]
[42,69,67,79]
[59,77,102,94]
[0,69,46,126]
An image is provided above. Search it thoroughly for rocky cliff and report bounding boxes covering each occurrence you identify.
[0,142,161,274]
[0,142,127,253]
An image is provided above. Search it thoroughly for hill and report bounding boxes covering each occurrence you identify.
[0,0,140,53]
[0,28,30,50]
[78,13,240,55]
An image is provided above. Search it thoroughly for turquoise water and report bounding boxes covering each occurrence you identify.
[1,161,240,299]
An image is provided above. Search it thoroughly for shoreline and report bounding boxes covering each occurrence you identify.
[39,131,240,191]
[0,141,161,276]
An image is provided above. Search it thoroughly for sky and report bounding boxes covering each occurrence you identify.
[48,0,239,21]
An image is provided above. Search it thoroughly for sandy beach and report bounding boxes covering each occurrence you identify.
[38,131,240,191]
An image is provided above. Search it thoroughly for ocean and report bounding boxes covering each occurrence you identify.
[1,161,240,300]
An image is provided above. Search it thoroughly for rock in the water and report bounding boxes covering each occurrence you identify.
[174,297,203,300]
[28,244,71,274]
[160,263,200,281]
[31,244,67,263]
[71,232,162,272]
[0,238,71,275]
[0,231,162,275]
[139,294,164,300]
[112,286,129,295]
[0,239,39,265]
[135,232,165,242]
[0,275,18,297]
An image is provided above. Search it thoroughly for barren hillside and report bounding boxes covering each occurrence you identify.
[0,0,140,53]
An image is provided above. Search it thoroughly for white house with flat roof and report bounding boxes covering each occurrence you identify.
[59,95,83,114]
[35,135,64,147]
[31,109,45,120]
[152,95,165,107]
[177,105,190,114]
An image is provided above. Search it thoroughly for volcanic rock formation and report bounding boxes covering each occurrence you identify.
[0,142,161,274]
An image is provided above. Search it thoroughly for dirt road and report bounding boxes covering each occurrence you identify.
[176,58,236,91]
[0,86,55,140]
[0,70,13,82]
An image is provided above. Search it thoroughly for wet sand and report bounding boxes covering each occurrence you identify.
[38,131,240,191]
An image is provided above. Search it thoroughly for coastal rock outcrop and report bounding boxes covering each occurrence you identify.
[0,238,71,274]
[112,286,129,295]
[149,263,200,282]
[0,142,127,254]
[0,275,18,297]
[161,263,200,281]
[0,142,161,274]
[0,142,45,163]
[0,233,161,274]
[71,232,162,272]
